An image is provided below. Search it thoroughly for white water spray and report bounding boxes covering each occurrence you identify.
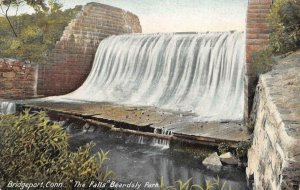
[152,128,171,149]
[0,101,16,114]
[50,32,245,121]
[34,64,39,97]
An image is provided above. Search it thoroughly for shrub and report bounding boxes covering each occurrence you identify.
[0,110,113,189]
[236,141,252,159]
[217,143,230,155]
[173,144,213,161]
[251,0,300,77]
[268,0,300,54]
[251,48,274,77]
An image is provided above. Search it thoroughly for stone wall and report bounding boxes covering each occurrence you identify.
[37,2,142,96]
[0,59,37,99]
[245,0,273,119]
[247,51,300,189]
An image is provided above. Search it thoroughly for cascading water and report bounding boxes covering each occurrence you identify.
[34,64,39,97]
[37,32,248,188]
[0,101,16,114]
[52,31,245,121]
[152,128,171,149]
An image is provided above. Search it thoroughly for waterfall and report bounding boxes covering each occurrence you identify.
[151,138,170,150]
[0,101,16,114]
[151,128,171,149]
[34,64,39,97]
[56,32,245,121]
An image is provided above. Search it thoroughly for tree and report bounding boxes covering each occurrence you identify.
[268,0,300,54]
[0,0,20,37]
[0,0,48,37]
[250,0,300,77]
[0,0,81,63]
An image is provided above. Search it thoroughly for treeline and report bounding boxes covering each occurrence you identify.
[0,0,81,63]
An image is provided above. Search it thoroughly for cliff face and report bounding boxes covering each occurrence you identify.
[37,3,142,96]
[247,51,300,189]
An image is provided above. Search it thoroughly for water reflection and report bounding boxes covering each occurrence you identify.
[67,124,248,189]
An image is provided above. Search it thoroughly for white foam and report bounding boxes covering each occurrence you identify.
[47,32,245,121]
[0,101,16,114]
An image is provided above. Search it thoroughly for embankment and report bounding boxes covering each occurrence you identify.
[247,51,300,189]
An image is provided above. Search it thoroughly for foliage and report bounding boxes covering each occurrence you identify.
[251,48,274,77]
[173,145,213,161]
[160,176,232,190]
[268,0,300,54]
[217,143,230,155]
[0,0,48,38]
[0,1,81,63]
[251,0,300,77]
[1,0,48,13]
[235,141,252,159]
[0,110,114,189]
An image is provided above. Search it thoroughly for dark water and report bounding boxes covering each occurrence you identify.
[65,125,248,190]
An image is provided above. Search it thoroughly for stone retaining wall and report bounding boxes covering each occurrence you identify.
[37,2,142,96]
[0,59,37,99]
[247,51,300,189]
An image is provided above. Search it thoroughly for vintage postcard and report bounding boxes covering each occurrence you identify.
[0,0,299,189]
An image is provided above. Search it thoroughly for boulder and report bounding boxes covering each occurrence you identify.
[219,152,238,165]
[202,152,222,171]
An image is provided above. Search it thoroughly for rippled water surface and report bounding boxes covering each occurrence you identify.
[67,123,248,189]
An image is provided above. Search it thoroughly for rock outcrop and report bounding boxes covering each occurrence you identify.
[219,152,238,165]
[202,152,222,171]
[247,51,300,189]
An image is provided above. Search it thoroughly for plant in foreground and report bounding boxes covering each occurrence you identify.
[160,176,232,190]
[0,110,114,189]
